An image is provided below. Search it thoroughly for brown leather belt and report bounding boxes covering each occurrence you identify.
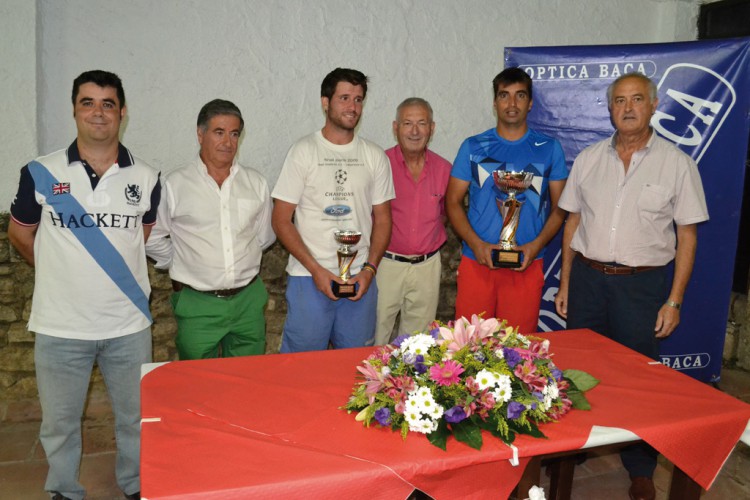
[171,275,257,298]
[578,255,657,275]
[383,249,439,264]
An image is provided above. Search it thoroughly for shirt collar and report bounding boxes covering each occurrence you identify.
[195,154,238,178]
[66,139,134,167]
[394,144,431,169]
[609,128,656,151]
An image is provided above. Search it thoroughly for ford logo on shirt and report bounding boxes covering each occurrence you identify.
[324,205,352,216]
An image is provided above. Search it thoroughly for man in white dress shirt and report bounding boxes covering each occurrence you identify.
[147,99,275,359]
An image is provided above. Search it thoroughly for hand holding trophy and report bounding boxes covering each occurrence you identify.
[491,170,534,268]
[332,229,362,298]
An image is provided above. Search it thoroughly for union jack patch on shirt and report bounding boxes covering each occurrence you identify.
[52,182,70,195]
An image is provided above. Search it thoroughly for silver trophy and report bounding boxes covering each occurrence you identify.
[332,229,362,297]
[492,170,534,268]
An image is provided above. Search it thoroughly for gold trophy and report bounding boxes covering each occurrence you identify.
[491,170,534,268]
[332,229,362,297]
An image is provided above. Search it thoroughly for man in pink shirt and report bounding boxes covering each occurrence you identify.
[374,98,452,345]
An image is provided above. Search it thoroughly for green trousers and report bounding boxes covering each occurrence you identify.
[170,278,268,359]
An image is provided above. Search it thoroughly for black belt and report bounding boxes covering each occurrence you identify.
[172,275,257,298]
[383,249,439,264]
[578,255,658,275]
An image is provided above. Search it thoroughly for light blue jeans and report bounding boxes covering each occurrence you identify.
[34,328,151,500]
[280,275,377,353]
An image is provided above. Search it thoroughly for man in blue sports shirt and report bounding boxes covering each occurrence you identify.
[446,67,567,332]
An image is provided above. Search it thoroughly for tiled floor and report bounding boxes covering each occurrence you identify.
[1,370,749,500]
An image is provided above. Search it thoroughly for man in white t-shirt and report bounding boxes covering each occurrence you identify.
[272,68,394,352]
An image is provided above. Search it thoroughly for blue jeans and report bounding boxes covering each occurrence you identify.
[280,275,377,352]
[35,329,152,499]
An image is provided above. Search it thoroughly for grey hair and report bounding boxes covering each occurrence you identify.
[395,97,434,122]
[197,99,244,132]
[606,72,657,106]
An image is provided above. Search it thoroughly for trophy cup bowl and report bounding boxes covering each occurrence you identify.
[491,170,534,268]
[332,229,362,297]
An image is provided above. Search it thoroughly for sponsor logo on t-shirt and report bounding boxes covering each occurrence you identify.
[323,204,352,216]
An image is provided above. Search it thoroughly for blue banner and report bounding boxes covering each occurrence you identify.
[506,39,750,382]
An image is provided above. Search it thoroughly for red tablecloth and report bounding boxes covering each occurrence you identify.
[141,329,750,499]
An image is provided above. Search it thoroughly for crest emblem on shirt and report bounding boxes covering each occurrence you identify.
[334,169,347,185]
[52,182,70,195]
[125,184,142,205]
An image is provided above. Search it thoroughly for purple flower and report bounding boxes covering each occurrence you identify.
[429,327,440,339]
[414,354,428,374]
[507,401,525,420]
[550,368,563,381]
[393,335,410,347]
[444,406,467,423]
[473,350,487,362]
[374,407,391,426]
[532,391,544,402]
[503,348,522,368]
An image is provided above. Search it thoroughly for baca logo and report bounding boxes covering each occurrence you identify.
[660,353,711,370]
[652,64,736,163]
[323,205,352,216]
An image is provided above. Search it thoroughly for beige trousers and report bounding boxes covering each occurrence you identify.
[374,251,442,345]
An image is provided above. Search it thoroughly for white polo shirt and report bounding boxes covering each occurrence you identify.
[10,141,160,339]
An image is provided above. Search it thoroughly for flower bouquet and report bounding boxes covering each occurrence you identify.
[344,315,598,450]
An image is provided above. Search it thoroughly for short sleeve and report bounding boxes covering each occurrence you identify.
[9,165,42,225]
[450,139,473,181]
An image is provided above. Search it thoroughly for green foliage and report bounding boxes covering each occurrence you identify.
[564,369,600,391]
[451,420,483,450]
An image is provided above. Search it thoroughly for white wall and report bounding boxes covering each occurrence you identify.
[1,0,701,209]
[1,0,37,206]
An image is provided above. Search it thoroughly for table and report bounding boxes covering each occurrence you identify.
[141,330,750,499]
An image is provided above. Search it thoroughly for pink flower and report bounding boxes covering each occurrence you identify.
[383,375,415,401]
[438,315,500,354]
[514,360,547,392]
[367,345,395,365]
[478,390,497,411]
[356,362,386,403]
[518,340,549,361]
[429,360,465,386]
[470,314,499,343]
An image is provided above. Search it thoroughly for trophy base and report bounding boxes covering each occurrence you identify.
[491,249,523,268]
[332,281,357,298]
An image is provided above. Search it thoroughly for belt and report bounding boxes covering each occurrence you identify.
[171,275,257,298]
[578,255,657,275]
[383,249,439,264]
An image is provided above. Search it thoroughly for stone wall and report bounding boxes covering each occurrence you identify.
[1,210,748,403]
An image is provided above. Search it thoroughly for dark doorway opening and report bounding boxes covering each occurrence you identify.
[698,0,750,294]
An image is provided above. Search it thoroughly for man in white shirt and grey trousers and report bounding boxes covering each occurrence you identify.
[147,99,275,359]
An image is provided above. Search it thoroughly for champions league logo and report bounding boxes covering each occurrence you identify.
[334,169,347,185]
[125,184,142,206]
